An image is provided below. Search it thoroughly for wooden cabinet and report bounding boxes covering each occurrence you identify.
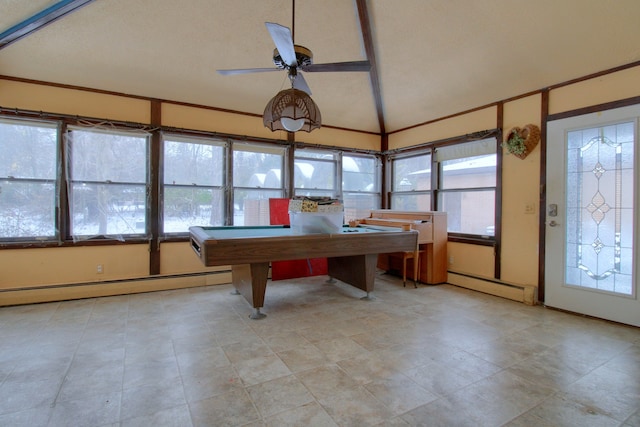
[362,210,448,285]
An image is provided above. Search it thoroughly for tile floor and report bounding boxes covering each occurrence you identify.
[0,273,639,426]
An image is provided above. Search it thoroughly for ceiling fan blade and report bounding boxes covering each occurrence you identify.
[302,60,371,73]
[293,73,312,95]
[217,67,280,75]
[265,22,297,67]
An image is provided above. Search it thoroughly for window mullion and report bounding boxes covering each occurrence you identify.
[59,121,69,242]
[433,154,440,211]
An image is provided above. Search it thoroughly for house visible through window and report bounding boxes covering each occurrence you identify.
[436,138,497,237]
[342,153,381,221]
[389,137,497,241]
[233,142,285,226]
[390,152,432,211]
[294,148,338,198]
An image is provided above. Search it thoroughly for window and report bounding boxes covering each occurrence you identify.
[163,135,225,233]
[389,137,497,240]
[67,127,149,239]
[436,138,497,237]
[342,153,381,221]
[294,148,338,198]
[293,148,381,222]
[233,142,285,225]
[0,111,389,244]
[390,152,432,211]
[0,118,58,239]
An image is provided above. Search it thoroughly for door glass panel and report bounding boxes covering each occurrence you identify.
[565,122,635,296]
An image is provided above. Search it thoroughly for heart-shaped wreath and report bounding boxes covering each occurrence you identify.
[503,124,540,159]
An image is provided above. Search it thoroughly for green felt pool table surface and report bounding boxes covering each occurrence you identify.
[191,224,394,238]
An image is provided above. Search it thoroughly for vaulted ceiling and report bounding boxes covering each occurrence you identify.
[2,0,640,135]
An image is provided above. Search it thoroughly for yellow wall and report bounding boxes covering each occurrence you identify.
[162,102,381,151]
[387,64,640,292]
[0,245,149,289]
[296,125,380,151]
[1,63,640,304]
[447,242,494,278]
[388,106,497,150]
[0,79,150,123]
[162,103,273,140]
[159,242,228,275]
[549,66,640,115]
[0,79,382,302]
[0,242,229,288]
[501,94,541,285]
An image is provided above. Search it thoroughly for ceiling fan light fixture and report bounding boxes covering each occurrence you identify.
[280,117,306,132]
[263,88,321,133]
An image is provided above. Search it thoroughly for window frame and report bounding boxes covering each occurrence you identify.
[0,117,60,242]
[388,134,500,246]
[231,141,287,226]
[161,133,227,235]
[0,110,395,250]
[388,150,433,212]
[293,147,340,198]
[65,125,151,240]
[436,146,498,243]
[342,152,382,221]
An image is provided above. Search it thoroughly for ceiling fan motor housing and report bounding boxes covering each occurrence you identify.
[273,45,313,69]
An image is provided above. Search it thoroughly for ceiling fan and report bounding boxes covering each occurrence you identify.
[216,1,371,95]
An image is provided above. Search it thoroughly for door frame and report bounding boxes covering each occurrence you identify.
[541,100,640,326]
[540,95,640,304]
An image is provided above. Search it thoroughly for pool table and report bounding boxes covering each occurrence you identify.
[189,225,419,318]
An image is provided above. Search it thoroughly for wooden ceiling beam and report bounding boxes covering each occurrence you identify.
[0,0,95,50]
[356,0,386,135]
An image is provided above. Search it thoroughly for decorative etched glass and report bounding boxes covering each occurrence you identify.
[565,122,635,295]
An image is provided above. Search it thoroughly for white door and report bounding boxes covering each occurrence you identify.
[546,104,640,327]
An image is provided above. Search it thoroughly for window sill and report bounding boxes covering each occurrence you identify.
[0,237,149,249]
[447,234,495,246]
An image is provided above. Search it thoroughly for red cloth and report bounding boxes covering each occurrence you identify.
[269,198,328,280]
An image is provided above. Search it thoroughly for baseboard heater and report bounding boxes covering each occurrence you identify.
[447,271,537,305]
[0,270,233,307]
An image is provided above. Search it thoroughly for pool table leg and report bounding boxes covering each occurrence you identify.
[232,262,269,319]
[249,307,266,319]
[327,253,378,299]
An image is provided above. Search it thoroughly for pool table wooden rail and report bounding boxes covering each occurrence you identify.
[189,225,418,318]
[189,226,418,266]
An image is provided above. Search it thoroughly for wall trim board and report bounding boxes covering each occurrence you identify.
[0,271,232,306]
[3,61,639,138]
[547,95,640,122]
[447,272,537,306]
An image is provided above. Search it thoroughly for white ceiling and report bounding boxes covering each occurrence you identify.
[1,0,640,134]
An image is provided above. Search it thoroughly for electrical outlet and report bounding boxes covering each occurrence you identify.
[449,256,454,265]
[96,264,103,274]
